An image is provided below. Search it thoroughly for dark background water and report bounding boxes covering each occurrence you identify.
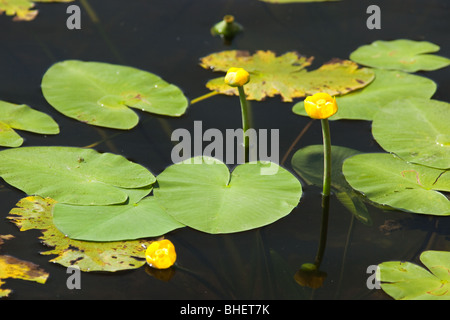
[0,0,448,300]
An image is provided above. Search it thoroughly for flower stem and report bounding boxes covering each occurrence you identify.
[238,86,250,162]
[190,91,220,105]
[321,119,332,198]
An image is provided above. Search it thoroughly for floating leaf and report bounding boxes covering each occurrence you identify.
[372,98,450,169]
[154,156,302,234]
[8,196,154,272]
[350,39,450,72]
[0,0,73,21]
[378,250,450,300]
[0,146,155,205]
[42,60,189,129]
[292,145,371,224]
[0,100,59,147]
[53,194,185,242]
[292,69,437,120]
[343,153,450,216]
[0,234,49,298]
[200,50,374,102]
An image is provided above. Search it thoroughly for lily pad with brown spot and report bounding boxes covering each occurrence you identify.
[200,50,374,102]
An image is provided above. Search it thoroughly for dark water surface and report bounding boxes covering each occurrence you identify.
[0,0,449,300]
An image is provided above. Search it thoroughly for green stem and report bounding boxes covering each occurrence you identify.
[314,194,330,268]
[321,119,332,198]
[238,86,250,162]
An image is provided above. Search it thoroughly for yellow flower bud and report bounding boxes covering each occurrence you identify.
[145,239,177,269]
[224,67,250,87]
[304,92,338,119]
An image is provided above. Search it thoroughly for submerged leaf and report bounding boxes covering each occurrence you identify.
[0,235,49,298]
[0,100,59,147]
[292,69,437,120]
[292,145,371,225]
[343,153,450,216]
[154,156,302,234]
[0,146,155,205]
[372,98,450,170]
[8,196,154,272]
[350,39,450,72]
[42,60,189,129]
[200,50,374,102]
[378,250,450,300]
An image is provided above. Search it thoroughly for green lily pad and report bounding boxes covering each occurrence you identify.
[53,189,184,242]
[292,145,371,224]
[343,153,450,216]
[372,98,450,169]
[0,100,59,147]
[350,39,450,72]
[0,146,155,205]
[153,156,302,234]
[292,69,437,120]
[378,250,450,300]
[41,60,188,129]
[200,50,374,102]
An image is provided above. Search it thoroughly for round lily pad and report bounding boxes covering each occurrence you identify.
[153,156,302,234]
[372,98,450,169]
[343,153,450,216]
[350,39,450,72]
[0,146,156,205]
[41,60,189,129]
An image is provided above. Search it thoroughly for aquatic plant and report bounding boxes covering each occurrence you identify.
[145,239,177,270]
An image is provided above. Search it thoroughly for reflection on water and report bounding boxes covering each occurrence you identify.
[0,0,448,299]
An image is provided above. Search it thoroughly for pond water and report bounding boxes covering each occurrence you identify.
[0,0,449,300]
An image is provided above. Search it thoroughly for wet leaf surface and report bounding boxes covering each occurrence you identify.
[200,50,374,102]
[7,196,155,272]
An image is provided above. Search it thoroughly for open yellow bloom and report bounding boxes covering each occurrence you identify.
[304,92,338,119]
[145,239,177,269]
[224,67,250,87]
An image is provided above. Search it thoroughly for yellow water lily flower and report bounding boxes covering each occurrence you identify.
[304,92,338,119]
[145,239,177,269]
[224,67,250,87]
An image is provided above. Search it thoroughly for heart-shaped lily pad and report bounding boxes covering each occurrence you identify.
[41,60,189,129]
[0,146,155,205]
[292,69,437,120]
[372,98,450,169]
[153,157,302,234]
[350,39,450,72]
[378,250,450,300]
[343,153,450,216]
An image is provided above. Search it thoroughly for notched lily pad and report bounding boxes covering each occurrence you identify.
[0,100,59,147]
[0,146,156,205]
[372,98,450,170]
[42,60,189,129]
[343,153,450,216]
[0,234,49,298]
[7,196,154,272]
[200,50,374,102]
[378,250,450,300]
[154,156,302,234]
[350,39,450,72]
